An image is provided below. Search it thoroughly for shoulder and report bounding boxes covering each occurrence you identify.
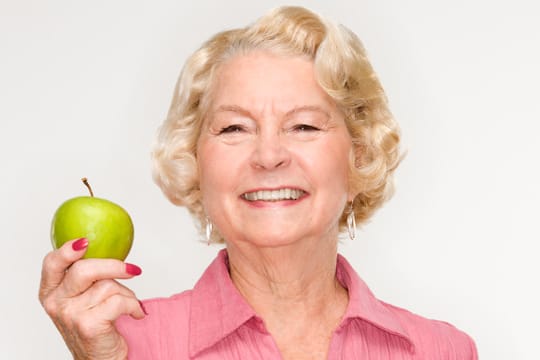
[382,301,478,359]
[115,290,193,359]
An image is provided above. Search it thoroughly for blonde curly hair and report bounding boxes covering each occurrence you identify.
[152,6,401,243]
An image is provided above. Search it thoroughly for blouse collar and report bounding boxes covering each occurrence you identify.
[188,249,414,357]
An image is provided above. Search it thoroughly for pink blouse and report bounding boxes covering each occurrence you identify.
[116,250,478,359]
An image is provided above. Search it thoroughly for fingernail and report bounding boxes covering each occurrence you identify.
[125,263,142,276]
[72,238,88,251]
[138,300,148,315]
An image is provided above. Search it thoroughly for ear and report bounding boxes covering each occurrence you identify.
[346,146,363,203]
[347,190,356,203]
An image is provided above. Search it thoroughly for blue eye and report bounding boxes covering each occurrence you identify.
[219,125,244,134]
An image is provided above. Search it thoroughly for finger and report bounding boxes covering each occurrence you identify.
[98,294,146,321]
[67,294,144,349]
[60,258,142,298]
[78,279,137,310]
[39,238,89,302]
[76,294,145,338]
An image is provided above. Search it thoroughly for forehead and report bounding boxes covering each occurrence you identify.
[210,52,336,114]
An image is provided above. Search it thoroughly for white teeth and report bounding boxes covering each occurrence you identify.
[242,189,305,201]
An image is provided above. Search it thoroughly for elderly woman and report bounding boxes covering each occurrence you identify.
[39,6,477,360]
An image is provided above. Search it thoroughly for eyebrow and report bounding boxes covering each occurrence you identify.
[212,104,331,119]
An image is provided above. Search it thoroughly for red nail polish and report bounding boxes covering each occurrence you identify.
[138,300,148,315]
[72,238,88,251]
[125,263,142,276]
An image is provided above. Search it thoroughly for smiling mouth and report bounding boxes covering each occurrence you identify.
[241,188,306,201]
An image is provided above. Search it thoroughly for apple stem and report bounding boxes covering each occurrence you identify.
[81,177,94,197]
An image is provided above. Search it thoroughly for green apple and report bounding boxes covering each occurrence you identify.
[50,178,134,260]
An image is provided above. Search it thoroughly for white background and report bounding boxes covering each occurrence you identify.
[1,0,539,358]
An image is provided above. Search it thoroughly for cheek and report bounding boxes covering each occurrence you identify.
[197,141,225,201]
[197,140,245,201]
[308,137,351,188]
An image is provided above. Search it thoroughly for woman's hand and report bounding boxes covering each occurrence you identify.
[39,238,146,360]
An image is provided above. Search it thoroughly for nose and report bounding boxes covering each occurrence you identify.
[250,131,291,170]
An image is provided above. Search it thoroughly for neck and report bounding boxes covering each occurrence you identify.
[226,232,348,325]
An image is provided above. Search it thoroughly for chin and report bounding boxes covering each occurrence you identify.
[226,229,305,249]
[252,237,299,248]
[255,230,333,249]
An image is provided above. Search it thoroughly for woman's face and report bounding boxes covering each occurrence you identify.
[197,52,353,247]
